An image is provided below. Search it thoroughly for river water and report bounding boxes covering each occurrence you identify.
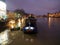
[0,18,60,45]
[36,18,60,45]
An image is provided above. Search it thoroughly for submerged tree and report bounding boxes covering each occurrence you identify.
[14,9,26,15]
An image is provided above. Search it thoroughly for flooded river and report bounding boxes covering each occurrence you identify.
[0,18,60,45]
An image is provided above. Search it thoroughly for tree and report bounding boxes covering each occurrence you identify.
[14,9,26,16]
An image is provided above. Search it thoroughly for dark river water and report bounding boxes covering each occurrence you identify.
[36,18,60,45]
[0,18,60,45]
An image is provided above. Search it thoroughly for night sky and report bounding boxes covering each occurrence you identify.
[6,0,60,15]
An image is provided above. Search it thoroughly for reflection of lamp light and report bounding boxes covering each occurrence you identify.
[0,30,9,44]
[11,25,14,29]
[9,20,15,29]
[18,19,21,27]
[48,17,51,28]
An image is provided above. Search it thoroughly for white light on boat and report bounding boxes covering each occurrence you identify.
[30,27,34,30]
[25,27,34,30]
[25,27,29,29]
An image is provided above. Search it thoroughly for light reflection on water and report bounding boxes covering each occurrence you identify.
[37,17,60,29]
[37,18,60,45]
[0,18,60,45]
[0,29,9,45]
[47,18,60,30]
[48,17,53,28]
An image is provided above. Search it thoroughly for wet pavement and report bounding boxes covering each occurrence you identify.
[0,18,60,45]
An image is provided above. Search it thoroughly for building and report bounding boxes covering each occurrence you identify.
[48,13,55,17]
[48,12,60,18]
[55,12,60,17]
[0,0,7,20]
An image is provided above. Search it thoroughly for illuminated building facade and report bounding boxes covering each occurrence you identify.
[0,0,7,20]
